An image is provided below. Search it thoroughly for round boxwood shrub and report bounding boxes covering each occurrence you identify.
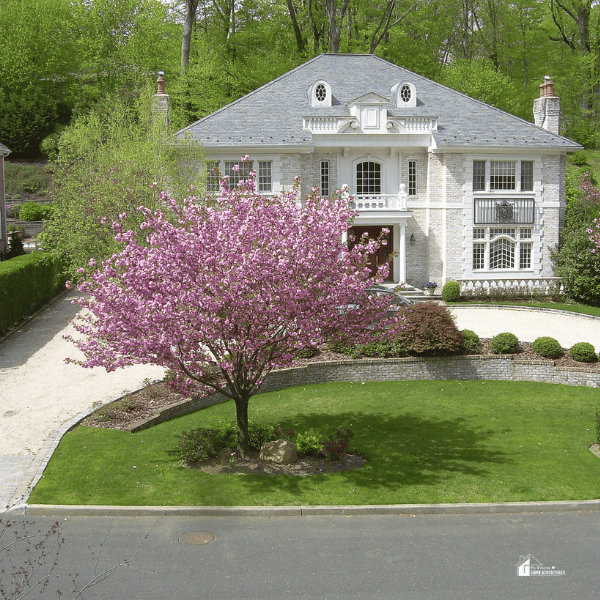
[490,332,520,354]
[532,336,563,359]
[18,201,46,221]
[442,280,461,302]
[460,329,480,353]
[569,342,597,363]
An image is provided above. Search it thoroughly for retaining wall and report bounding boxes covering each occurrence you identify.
[129,355,600,432]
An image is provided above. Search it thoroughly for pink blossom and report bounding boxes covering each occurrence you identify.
[69,175,403,456]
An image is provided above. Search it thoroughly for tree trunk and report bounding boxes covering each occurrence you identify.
[234,395,250,458]
[286,0,306,54]
[181,0,199,72]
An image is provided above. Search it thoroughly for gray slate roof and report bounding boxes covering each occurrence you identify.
[0,142,10,155]
[177,54,581,151]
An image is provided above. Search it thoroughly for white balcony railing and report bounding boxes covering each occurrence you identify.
[349,193,408,212]
[303,115,438,134]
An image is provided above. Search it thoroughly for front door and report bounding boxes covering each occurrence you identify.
[349,225,393,281]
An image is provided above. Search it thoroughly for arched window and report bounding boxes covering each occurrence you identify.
[356,161,381,195]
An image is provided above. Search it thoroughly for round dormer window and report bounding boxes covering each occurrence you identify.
[316,83,327,102]
[400,84,411,103]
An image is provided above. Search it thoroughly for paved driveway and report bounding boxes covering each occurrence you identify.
[449,305,600,352]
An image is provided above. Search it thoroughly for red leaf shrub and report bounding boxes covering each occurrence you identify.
[391,302,464,356]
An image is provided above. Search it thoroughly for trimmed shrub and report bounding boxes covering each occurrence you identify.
[532,336,564,359]
[0,252,64,334]
[296,346,319,359]
[178,422,236,464]
[5,226,25,259]
[323,426,354,460]
[442,280,461,302]
[460,329,480,353]
[177,421,278,464]
[490,332,520,354]
[569,342,597,363]
[391,302,464,356]
[18,201,46,221]
[247,423,276,452]
[295,429,323,456]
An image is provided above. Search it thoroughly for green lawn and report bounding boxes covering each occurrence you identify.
[29,380,600,507]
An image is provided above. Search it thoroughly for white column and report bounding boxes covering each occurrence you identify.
[399,223,406,284]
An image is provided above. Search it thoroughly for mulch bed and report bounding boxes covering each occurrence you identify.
[188,451,368,476]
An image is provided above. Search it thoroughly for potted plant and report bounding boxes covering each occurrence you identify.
[424,281,437,296]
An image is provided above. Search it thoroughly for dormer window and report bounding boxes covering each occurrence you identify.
[391,81,417,108]
[309,80,332,107]
[315,84,327,102]
[400,84,411,103]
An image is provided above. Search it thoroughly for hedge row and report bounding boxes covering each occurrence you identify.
[0,252,65,335]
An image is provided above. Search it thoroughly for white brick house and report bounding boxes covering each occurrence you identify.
[175,54,582,289]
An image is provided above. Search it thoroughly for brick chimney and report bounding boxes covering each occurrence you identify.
[152,70,171,127]
[534,76,560,135]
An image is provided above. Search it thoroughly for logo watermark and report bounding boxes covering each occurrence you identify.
[517,555,565,577]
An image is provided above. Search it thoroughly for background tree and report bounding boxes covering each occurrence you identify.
[553,171,600,304]
[42,87,203,281]
[68,175,403,456]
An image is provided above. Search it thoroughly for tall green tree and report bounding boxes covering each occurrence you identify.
[43,88,203,280]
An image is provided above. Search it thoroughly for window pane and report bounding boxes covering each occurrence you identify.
[225,161,253,187]
[473,244,485,269]
[473,160,486,191]
[520,243,532,269]
[206,160,220,192]
[521,161,534,191]
[408,160,417,195]
[356,161,381,194]
[320,161,330,197]
[490,161,516,190]
[490,237,515,269]
[258,161,272,193]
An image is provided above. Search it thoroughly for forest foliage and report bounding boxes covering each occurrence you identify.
[1,0,600,156]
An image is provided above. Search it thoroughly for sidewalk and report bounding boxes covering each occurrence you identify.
[2,296,600,509]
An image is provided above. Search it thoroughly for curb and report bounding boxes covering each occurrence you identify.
[8,499,600,518]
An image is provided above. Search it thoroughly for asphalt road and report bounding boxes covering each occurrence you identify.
[4,512,599,599]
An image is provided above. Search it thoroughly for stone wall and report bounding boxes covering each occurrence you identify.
[129,355,600,432]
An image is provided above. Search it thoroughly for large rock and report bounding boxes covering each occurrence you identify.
[260,440,298,464]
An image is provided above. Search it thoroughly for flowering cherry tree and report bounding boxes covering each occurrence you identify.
[68,168,402,456]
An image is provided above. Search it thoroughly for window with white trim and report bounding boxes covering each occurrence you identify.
[408,160,417,196]
[205,160,220,192]
[258,161,272,193]
[320,161,330,197]
[472,160,535,192]
[473,227,533,270]
[356,161,381,195]
[473,160,486,191]
[521,161,534,191]
[225,160,253,187]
